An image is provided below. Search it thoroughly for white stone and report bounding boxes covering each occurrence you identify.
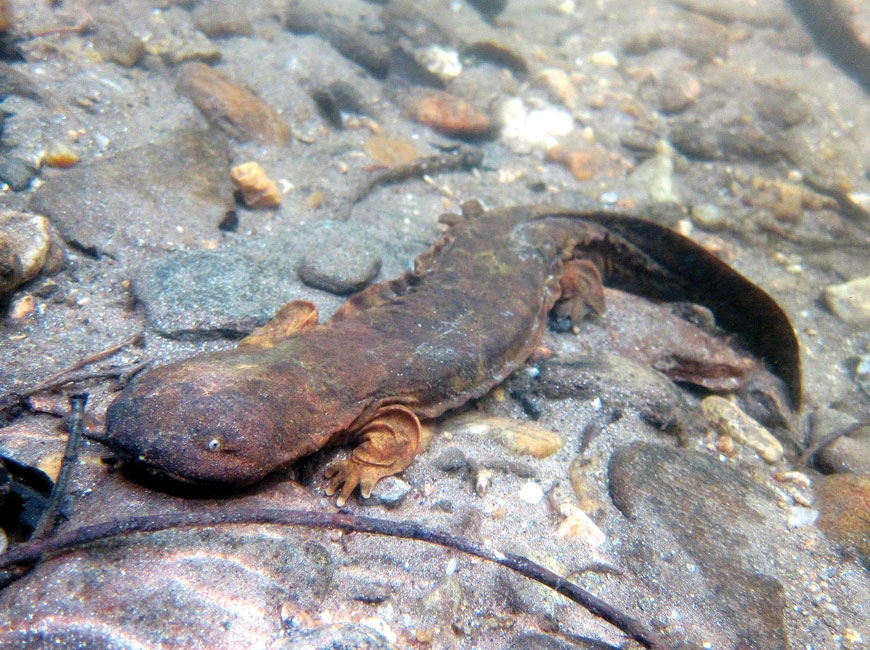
[518,480,545,504]
[419,45,462,79]
[500,99,574,152]
[824,276,870,326]
[787,506,819,528]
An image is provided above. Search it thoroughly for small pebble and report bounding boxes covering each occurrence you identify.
[418,45,462,79]
[360,476,411,508]
[475,467,492,496]
[786,506,819,528]
[590,50,619,67]
[8,293,36,319]
[230,162,281,209]
[433,447,468,473]
[658,69,701,113]
[501,99,574,152]
[755,86,808,128]
[0,0,11,33]
[407,90,493,138]
[824,276,870,326]
[304,191,324,210]
[0,157,36,191]
[92,14,146,67]
[518,480,544,504]
[42,142,79,168]
[449,416,564,458]
[569,456,607,514]
[628,143,679,203]
[421,575,465,622]
[467,0,509,21]
[358,617,396,644]
[363,135,419,167]
[701,395,783,463]
[691,203,727,231]
[144,22,221,65]
[192,0,253,37]
[534,68,578,109]
[556,503,606,546]
[589,50,619,68]
[546,144,601,181]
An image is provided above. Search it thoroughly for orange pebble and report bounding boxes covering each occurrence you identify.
[408,90,492,138]
[230,162,281,209]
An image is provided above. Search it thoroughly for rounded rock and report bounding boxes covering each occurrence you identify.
[0,157,36,191]
[0,210,65,296]
[701,395,783,463]
[296,221,382,295]
[0,235,22,296]
[408,90,493,138]
[360,476,412,508]
[824,276,870,326]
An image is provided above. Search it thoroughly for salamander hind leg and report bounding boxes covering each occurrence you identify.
[325,404,422,506]
[555,259,606,332]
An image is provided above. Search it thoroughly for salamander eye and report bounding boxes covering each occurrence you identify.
[207,438,223,452]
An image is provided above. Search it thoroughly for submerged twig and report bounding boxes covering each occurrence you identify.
[30,394,88,540]
[0,334,144,412]
[31,333,143,392]
[0,508,671,650]
[345,147,484,219]
[802,174,870,232]
[798,419,867,467]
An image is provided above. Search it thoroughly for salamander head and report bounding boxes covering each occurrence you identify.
[101,362,284,487]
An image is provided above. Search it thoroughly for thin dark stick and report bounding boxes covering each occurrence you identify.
[802,174,870,231]
[0,508,671,650]
[345,148,484,219]
[27,333,143,394]
[0,335,144,411]
[798,420,866,466]
[30,394,88,540]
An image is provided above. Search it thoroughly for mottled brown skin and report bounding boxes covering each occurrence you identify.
[101,204,800,504]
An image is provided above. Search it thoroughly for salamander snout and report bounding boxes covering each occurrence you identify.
[103,364,281,486]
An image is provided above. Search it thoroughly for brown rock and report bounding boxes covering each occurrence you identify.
[546,144,602,182]
[0,234,21,297]
[92,14,146,68]
[30,130,233,258]
[192,0,254,37]
[816,473,870,567]
[0,210,65,296]
[176,62,290,143]
[658,69,701,113]
[364,136,419,167]
[407,90,493,138]
[42,142,79,169]
[0,0,11,33]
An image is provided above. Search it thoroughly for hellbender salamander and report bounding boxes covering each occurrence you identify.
[100,203,800,504]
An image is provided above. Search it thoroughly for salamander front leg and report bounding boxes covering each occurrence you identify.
[325,404,422,506]
[556,258,606,332]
